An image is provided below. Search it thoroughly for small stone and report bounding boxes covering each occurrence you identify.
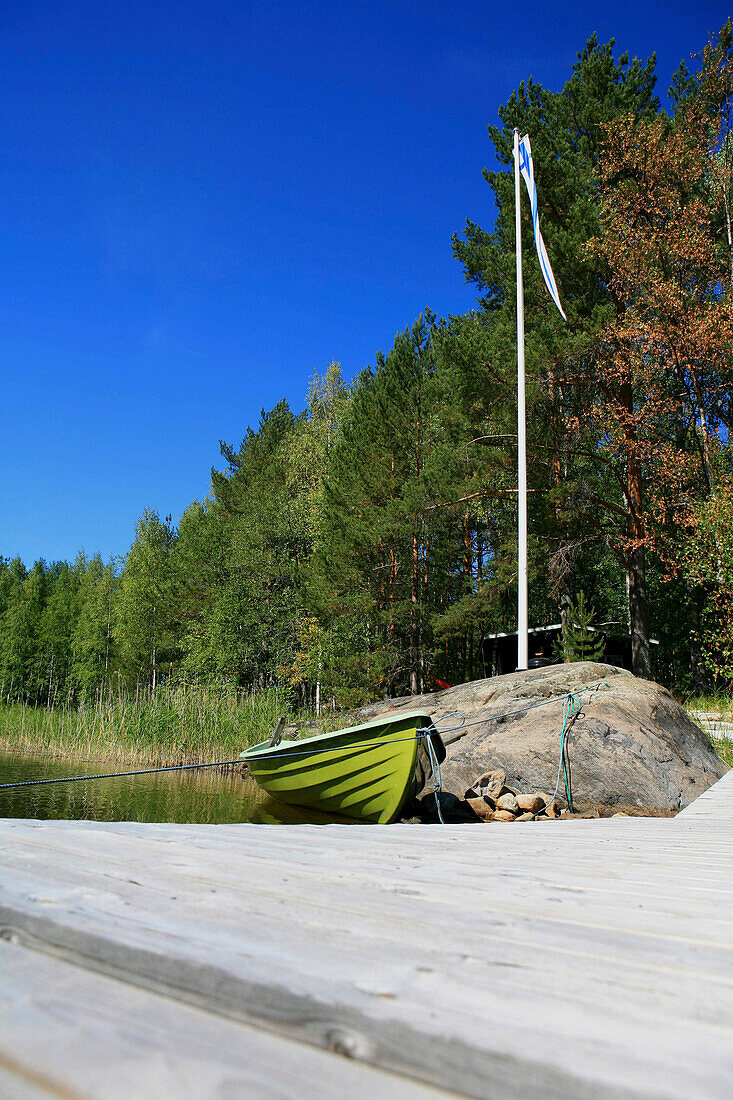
[516,794,545,814]
[516,811,535,821]
[479,769,506,800]
[466,797,494,822]
[544,800,558,819]
[492,809,516,822]
[612,812,631,818]
[496,792,519,814]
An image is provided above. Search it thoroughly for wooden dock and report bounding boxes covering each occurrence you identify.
[1,770,732,1099]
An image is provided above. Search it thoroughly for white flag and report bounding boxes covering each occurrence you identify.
[518,134,567,321]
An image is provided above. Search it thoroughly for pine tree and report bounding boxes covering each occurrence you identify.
[206,401,308,688]
[556,591,606,663]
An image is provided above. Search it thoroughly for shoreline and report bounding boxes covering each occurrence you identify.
[0,741,248,772]
[1,687,730,787]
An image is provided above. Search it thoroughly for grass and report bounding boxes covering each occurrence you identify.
[0,684,302,766]
[682,693,733,769]
[683,692,733,716]
[713,738,733,768]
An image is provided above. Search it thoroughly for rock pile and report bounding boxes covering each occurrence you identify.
[463,769,558,821]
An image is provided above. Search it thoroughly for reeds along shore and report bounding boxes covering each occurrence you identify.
[2,681,731,772]
[0,684,296,766]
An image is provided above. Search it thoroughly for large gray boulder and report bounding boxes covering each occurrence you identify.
[350,662,727,811]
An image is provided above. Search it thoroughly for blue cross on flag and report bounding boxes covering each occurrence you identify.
[518,135,567,321]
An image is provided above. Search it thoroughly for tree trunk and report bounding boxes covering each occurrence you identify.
[622,384,651,679]
[462,514,472,590]
[690,372,715,490]
[47,651,54,707]
[560,592,572,663]
[410,523,419,695]
[462,514,473,681]
[628,543,651,679]
[388,543,396,641]
[105,582,112,677]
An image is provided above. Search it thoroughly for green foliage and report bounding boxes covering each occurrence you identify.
[715,737,733,768]
[684,476,733,681]
[116,510,177,686]
[311,312,517,698]
[72,555,116,699]
[555,592,606,663]
[203,400,310,687]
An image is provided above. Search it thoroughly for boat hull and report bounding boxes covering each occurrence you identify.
[241,711,439,824]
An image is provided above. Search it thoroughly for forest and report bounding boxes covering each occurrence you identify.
[2,25,733,715]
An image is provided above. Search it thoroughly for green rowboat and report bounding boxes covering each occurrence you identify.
[241,711,444,824]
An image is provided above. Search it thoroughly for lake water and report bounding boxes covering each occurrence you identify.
[0,751,297,824]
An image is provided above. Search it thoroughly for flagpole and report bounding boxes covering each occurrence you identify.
[513,128,528,671]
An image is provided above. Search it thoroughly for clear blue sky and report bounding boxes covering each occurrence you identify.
[0,0,726,565]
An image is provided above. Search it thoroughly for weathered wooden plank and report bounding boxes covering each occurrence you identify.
[6,817,733,936]
[1,812,733,1098]
[0,940,452,1100]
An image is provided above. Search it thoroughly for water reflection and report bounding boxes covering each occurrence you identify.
[253,795,359,825]
[0,752,266,824]
[0,752,369,825]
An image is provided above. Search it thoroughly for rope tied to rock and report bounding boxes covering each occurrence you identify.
[427,680,609,819]
[552,691,581,813]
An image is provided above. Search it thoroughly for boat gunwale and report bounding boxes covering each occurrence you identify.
[241,710,433,762]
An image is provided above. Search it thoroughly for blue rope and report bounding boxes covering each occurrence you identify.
[423,725,445,823]
[545,691,585,812]
[0,758,245,791]
[428,680,608,738]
